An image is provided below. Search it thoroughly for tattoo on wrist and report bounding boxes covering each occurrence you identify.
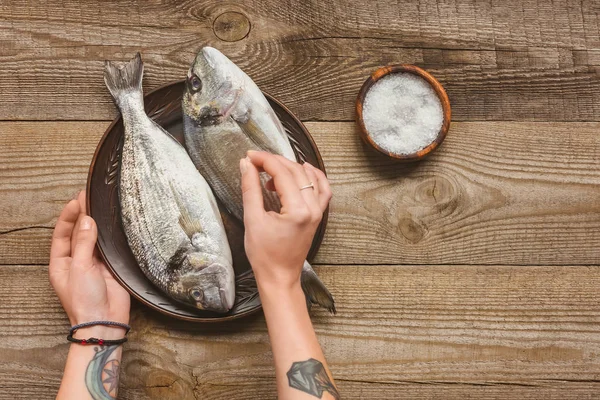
[85,345,121,399]
[287,358,340,399]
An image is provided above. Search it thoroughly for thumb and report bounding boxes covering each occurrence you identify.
[71,215,98,272]
[240,157,265,224]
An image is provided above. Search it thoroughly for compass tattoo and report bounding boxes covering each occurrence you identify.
[287,358,340,399]
[85,345,121,399]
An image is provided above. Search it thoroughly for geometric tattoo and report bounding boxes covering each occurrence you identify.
[85,345,120,399]
[287,358,340,399]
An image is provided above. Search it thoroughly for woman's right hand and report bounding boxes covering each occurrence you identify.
[49,192,130,337]
[240,151,332,290]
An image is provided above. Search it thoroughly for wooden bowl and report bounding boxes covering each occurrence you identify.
[355,65,451,161]
[86,80,327,322]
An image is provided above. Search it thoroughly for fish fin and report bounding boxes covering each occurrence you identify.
[178,210,203,240]
[305,296,313,313]
[237,118,282,156]
[103,53,143,107]
[169,182,203,239]
[167,239,190,271]
[301,261,336,314]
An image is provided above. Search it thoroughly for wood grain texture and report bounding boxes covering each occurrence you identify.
[1,264,599,399]
[1,0,600,121]
[2,1,600,399]
[310,120,600,265]
[3,121,600,266]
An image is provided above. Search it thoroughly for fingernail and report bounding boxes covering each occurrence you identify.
[80,216,93,231]
[72,190,81,200]
[239,158,247,173]
[247,150,257,156]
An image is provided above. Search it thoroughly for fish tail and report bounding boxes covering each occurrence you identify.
[103,53,144,110]
[301,260,336,314]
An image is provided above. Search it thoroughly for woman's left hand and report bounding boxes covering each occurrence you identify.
[49,191,130,333]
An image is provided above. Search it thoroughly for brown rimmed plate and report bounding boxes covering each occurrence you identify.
[86,80,327,322]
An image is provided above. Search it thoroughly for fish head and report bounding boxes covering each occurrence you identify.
[174,254,235,313]
[182,46,245,126]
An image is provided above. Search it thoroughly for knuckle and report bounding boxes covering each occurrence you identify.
[76,231,91,243]
[310,210,322,224]
[304,169,316,181]
[241,181,258,198]
[293,207,312,223]
[71,261,84,271]
[241,183,252,196]
[292,162,304,172]
[265,157,281,171]
[72,260,92,272]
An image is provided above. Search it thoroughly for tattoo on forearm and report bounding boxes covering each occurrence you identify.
[287,358,340,399]
[85,345,121,400]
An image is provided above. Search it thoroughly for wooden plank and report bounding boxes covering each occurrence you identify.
[1,264,599,399]
[0,121,96,264]
[2,121,600,266]
[1,0,600,121]
[310,120,600,265]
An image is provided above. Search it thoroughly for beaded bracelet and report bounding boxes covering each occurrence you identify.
[67,321,131,346]
[66,335,128,346]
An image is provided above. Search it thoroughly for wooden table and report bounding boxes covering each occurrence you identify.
[2,1,600,398]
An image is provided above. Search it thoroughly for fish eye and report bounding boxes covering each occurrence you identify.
[189,75,202,92]
[190,288,203,301]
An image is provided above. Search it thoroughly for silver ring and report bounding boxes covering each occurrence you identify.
[300,182,315,191]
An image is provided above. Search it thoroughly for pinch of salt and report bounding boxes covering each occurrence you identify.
[362,72,444,156]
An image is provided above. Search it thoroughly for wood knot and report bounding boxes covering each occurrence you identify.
[414,176,458,213]
[213,11,251,42]
[398,217,426,244]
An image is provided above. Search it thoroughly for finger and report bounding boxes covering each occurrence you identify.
[246,151,305,211]
[70,191,87,248]
[71,215,98,273]
[50,199,81,260]
[240,157,265,224]
[77,190,86,211]
[302,162,320,199]
[300,163,323,219]
[49,257,70,290]
[270,155,318,210]
[305,163,332,211]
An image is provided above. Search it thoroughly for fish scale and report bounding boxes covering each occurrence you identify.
[183,116,281,221]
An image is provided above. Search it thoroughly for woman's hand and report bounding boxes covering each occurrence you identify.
[240,151,332,290]
[240,151,339,400]
[49,191,130,337]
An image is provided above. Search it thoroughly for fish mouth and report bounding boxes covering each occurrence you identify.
[220,288,232,311]
[197,262,235,312]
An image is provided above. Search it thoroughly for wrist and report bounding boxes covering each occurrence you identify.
[257,279,305,309]
[256,273,301,295]
[252,260,303,289]
[72,325,128,341]
[71,310,129,327]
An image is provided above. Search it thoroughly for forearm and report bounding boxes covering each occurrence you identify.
[259,280,339,400]
[57,326,124,400]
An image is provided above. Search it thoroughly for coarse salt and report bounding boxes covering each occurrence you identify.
[362,72,444,156]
